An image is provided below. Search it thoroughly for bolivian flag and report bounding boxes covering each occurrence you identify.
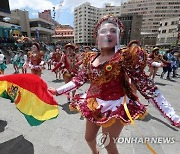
[0,74,59,126]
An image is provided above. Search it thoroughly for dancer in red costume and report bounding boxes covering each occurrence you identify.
[52,43,78,103]
[29,42,44,77]
[49,16,179,154]
[148,47,169,80]
[51,46,64,79]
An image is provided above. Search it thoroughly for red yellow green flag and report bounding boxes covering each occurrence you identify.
[0,74,59,126]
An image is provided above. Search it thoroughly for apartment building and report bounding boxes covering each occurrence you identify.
[74,2,98,45]
[157,17,180,47]
[121,0,180,45]
[99,3,121,19]
[74,2,121,45]
[119,15,142,45]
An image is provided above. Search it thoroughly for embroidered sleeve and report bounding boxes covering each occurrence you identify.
[56,63,89,95]
[56,52,97,95]
[82,52,97,67]
[121,45,147,71]
[121,46,167,100]
[123,60,180,126]
[56,81,77,95]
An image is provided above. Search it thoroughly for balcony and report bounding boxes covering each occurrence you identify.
[30,27,54,34]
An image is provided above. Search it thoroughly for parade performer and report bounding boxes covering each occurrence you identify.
[81,45,92,60]
[18,51,26,74]
[52,43,79,103]
[22,52,28,74]
[127,40,143,93]
[148,47,169,80]
[45,51,52,70]
[48,15,180,154]
[51,46,64,79]
[12,52,20,74]
[74,45,84,68]
[0,51,7,74]
[84,45,91,52]
[29,42,45,77]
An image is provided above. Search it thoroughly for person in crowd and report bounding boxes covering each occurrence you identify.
[29,42,44,77]
[160,49,173,80]
[45,51,52,70]
[148,47,169,80]
[52,43,78,103]
[18,50,26,73]
[12,52,20,74]
[51,46,64,80]
[0,51,7,74]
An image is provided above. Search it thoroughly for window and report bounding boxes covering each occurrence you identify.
[160,38,165,43]
[169,28,177,33]
[166,37,176,43]
[152,30,158,32]
[162,30,166,33]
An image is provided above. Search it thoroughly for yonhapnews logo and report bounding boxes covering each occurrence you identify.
[96,132,110,148]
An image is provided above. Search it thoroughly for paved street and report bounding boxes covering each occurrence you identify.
[0,64,180,154]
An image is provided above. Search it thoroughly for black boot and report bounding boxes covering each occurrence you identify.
[166,76,171,80]
[160,72,165,79]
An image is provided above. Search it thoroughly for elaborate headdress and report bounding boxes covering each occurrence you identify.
[152,47,159,52]
[32,42,40,51]
[64,43,75,50]
[94,15,125,38]
[84,46,91,49]
[128,40,140,47]
[54,45,61,51]
[94,15,125,52]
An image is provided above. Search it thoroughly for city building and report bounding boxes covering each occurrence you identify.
[39,10,53,22]
[30,18,54,42]
[156,17,180,47]
[74,2,99,45]
[52,24,74,45]
[74,2,142,46]
[74,2,121,45]
[0,11,21,40]
[0,0,56,43]
[11,9,31,38]
[98,3,121,19]
[0,0,23,40]
[0,0,10,14]
[121,0,180,45]
[118,14,142,45]
[29,9,54,42]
